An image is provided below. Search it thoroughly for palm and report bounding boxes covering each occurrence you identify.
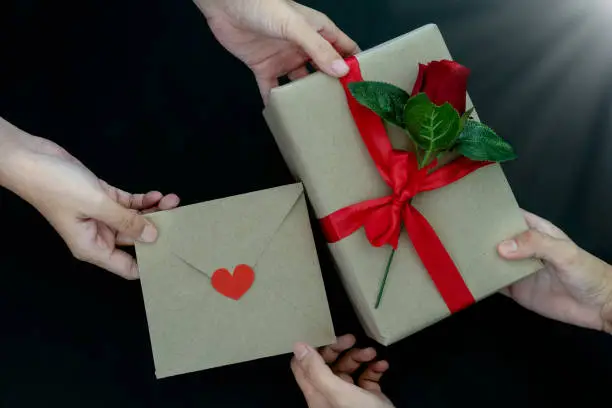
[508,265,585,325]
[207,14,309,95]
[291,335,392,408]
[301,386,333,408]
[17,136,179,278]
[79,218,117,257]
[197,0,358,101]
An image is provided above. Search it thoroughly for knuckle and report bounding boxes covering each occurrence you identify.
[91,195,112,217]
[127,194,136,210]
[279,16,294,40]
[314,10,330,24]
[518,230,539,247]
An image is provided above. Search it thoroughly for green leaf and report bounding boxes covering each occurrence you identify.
[456,120,517,162]
[348,81,410,128]
[404,93,461,151]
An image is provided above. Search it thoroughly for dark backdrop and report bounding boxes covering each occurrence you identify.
[1,0,611,407]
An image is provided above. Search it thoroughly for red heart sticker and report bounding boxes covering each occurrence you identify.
[211,264,255,301]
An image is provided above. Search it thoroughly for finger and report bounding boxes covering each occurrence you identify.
[290,358,318,399]
[498,287,511,297]
[288,66,310,81]
[308,60,321,72]
[157,193,180,210]
[338,373,354,384]
[116,194,180,244]
[255,45,309,103]
[498,229,578,268]
[137,193,181,215]
[319,26,360,57]
[332,347,377,375]
[93,200,157,243]
[361,380,381,394]
[119,190,164,210]
[57,219,136,279]
[90,247,139,280]
[317,21,360,57]
[358,360,389,392]
[320,334,356,364]
[140,191,165,209]
[285,16,349,78]
[522,210,569,240]
[140,207,161,215]
[291,2,360,57]
[115,234,136,246]
[257,75,280,105]
[293,343,351,400]
[101,181,164,211]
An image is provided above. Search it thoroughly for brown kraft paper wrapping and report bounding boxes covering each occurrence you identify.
[264,24,540,345]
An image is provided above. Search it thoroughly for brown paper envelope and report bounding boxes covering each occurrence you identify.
[135,183,335,378]
[264,24,540,345]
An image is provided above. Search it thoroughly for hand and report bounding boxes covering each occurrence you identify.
[291,334,394,408]
[0,122,179,279]
[498,211,612,333]
[195,0,359,102]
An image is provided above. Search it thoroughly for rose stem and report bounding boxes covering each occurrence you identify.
[375,248,396,309]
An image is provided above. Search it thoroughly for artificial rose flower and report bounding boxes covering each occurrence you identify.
[411,60,470,114]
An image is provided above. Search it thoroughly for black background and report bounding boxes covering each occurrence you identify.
[1,0,611,407]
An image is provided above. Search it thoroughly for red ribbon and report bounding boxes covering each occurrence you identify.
[320,57,491,313]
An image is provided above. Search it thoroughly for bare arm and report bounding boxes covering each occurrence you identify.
[0,117,26,192]
[0,116,180,278]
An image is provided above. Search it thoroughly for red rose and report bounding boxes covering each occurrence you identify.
[410,60,470,115]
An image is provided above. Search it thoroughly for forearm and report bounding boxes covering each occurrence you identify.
[0,117,28,191]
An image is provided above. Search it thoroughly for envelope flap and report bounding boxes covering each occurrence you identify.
[146,183,304,277]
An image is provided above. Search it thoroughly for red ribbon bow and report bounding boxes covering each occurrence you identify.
[320,57,491,313]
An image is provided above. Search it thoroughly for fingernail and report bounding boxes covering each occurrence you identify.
[499,239,518,254]
[293,343,311,361]
[331,59,349,76]
[139,221,158,243]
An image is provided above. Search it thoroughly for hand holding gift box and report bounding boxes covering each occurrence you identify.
[265,24,541,345]
[131,23,611,383]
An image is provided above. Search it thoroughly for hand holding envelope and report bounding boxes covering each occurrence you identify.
[135,183,335,378]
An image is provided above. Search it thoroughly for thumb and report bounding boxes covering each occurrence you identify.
[286,17,350,77]
[293,343,349,402]
[94,201,158,243]
[498,229,576,267]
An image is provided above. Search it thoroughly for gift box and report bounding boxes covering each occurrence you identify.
[264,24,540,345]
